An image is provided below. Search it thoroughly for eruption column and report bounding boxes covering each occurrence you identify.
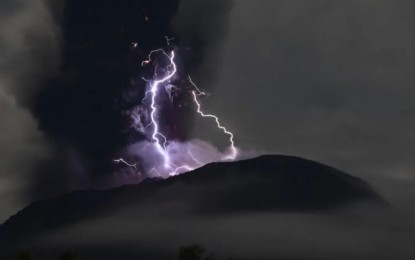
[114,47,238,177]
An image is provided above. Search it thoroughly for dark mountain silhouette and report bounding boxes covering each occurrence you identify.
[0,155,384,240]
[0,154,387,258]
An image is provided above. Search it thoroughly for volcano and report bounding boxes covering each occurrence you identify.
[0,155,388,259]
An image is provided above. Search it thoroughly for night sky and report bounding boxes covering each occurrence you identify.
[35,0,180,178]
[1,0,234,207]
[1,0,415,258]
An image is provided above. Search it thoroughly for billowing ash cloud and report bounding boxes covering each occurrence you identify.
[172,0,233,88]
[0,0,62,106]
[0,0,63,222]
[97,139,224,188]
[0,0,236,213]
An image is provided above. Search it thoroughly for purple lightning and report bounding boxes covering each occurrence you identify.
[188,75,208,97]
[188,75,237,160]
[145,49,177,167]
[114,158,137,170]
[191,91,238,160]
[114,44,238,178]
[165,36,175,45]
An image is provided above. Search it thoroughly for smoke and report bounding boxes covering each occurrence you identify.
[1,0,238,216]
[35,0,235,186]
[96,139,225,188]
[172,0,233,88]
[0,0,61,106]
[0,0,63,222]
[27,195,415,259]
[210,0,415,214]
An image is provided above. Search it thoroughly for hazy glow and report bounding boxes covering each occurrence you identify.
[114,47,238,178]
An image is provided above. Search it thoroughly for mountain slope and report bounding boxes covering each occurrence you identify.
[0,154,385,246]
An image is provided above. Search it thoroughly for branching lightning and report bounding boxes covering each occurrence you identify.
[188,75,208,97]
[114,158,137,170]
[147,49,177,167]
[191,91,237,160]
[114,42,238,177]
[165,36,175,46]
[187,150,204,166]
[188,75,237,160]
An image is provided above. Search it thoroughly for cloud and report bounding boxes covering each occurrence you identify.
[172,0,233,89]
[0,0,61,106]
[32,194,415,259]
[0,0,236,221]
[208,0,415,212]
[94,139,256,189]
[0,95,51,223]
[0,0,63,222]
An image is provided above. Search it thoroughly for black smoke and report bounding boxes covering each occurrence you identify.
[28,0,233,198]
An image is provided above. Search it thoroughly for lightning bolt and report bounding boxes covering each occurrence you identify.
[188,76,237,160]
[170,165,194,176]
[188,150,204,166]
[114,158,137,170]
[147,49,177,167]
[115,44,237,177]
[165,36,175,46]
[191,91,238,160]
[188,75,209,97]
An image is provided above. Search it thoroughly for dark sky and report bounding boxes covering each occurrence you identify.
[34,0,180,181]
[206,0,415,213]
[1,0,415,230]
[0,0,233,222]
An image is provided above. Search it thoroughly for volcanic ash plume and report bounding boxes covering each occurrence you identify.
[113,48,240,180]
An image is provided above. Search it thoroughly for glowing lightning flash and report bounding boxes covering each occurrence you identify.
[188,75,208,97]
[147,50,177,167]
[114,47,238,177]
[114,158,137,170]
[191,91,237,160]
[165,36,175,46]
[188,76,237,160]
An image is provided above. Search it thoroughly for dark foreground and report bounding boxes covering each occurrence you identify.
[2,155,414,259]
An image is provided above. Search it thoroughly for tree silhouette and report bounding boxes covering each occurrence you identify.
[59,251,80,260]
[15,250,37,260]
[176,244,211,260]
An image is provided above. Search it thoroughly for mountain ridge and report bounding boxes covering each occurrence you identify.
[0,154,386,246]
